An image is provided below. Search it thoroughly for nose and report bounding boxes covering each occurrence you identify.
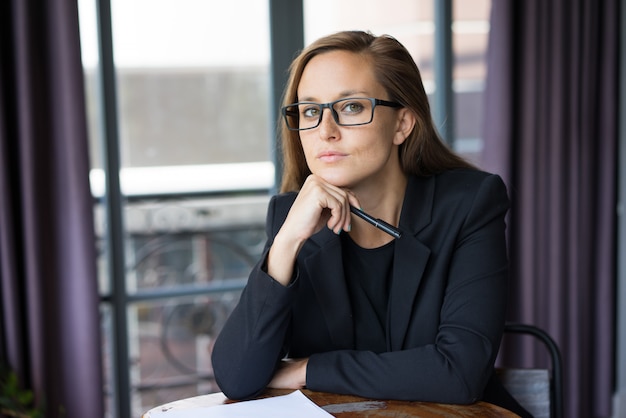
[318,107,340,141]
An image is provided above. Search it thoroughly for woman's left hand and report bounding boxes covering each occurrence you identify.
[268,358,309,389]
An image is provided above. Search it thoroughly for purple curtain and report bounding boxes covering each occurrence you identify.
[483,1,618,417]
[0,0,104,417]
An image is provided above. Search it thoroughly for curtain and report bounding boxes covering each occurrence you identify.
[483,1,618,417]
[0,0,104,417]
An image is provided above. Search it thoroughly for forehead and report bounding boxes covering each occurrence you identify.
[297,50,384,101]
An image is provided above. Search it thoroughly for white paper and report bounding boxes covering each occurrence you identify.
[146,390,333,418]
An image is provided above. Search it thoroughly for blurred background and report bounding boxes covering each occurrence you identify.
[0,1,621,418]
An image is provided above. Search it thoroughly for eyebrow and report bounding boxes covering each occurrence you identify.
[297,90,371,103]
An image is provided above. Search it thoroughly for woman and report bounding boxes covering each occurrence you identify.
[211,30,529,417]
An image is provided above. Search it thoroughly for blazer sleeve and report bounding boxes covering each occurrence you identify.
[210,195,297,400]
[305,173,510,404]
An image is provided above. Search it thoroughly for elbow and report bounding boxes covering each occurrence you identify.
[212,355,270,400]
[214,368,265,400]
[211,340,282,400]
[443,371,490,405]
[437,383,482,405]
[220,385,263,401]
[451,391,481,405]
[421,362,488,404]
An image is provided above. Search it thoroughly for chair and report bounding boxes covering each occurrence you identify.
[496,323,563,418]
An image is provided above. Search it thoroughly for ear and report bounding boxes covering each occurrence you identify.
[393,108,416,145]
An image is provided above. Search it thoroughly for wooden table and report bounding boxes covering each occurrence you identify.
[143,388,520,417]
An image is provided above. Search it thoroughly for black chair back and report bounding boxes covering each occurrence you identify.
[497,323,563,418]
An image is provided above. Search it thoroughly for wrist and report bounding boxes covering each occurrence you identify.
[267,232,304,286]
[299,358,309,388]
[273,229,306,256]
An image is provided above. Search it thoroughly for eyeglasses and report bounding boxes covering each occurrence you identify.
[281,97,402,131]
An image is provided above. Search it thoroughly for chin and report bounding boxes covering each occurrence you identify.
[318,173,353,188]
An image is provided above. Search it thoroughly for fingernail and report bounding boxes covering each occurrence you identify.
[336,227,342,235]
[347,224,352,232]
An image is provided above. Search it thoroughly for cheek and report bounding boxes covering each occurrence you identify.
[299,137,313,158]
[356,142,381,160]
[356,130,396,161]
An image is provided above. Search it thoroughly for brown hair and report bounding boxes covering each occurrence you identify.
[279,30,474,193]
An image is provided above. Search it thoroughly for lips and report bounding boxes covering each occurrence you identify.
[317,150,347,162]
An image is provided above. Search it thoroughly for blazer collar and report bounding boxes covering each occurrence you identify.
[398,174,434,236]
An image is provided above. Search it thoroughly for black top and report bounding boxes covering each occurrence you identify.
[341,234,394,352]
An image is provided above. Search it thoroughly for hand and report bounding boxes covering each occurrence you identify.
[283,174,360,239]
[268,358,308,389]
[267,175,360,285]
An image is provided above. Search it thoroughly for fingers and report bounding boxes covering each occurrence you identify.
[302,175,353,235]
[280,175,356,241]
[333,189,362,234]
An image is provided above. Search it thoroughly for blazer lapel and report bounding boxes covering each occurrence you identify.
[388,175,435,350]
[388,236,431,349]
[303,228,355,349]
[298,175,435,351]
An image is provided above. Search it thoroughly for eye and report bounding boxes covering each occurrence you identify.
[301,105,320,118]
[340,100,365,114]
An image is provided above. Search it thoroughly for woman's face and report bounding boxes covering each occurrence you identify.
[296,50,409,190]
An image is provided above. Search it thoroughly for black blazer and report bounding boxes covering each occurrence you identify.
[212,169,528,416]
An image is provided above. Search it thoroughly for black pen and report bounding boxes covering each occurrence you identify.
[349,206,402,239]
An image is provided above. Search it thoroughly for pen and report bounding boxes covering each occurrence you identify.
[349,206,402,239]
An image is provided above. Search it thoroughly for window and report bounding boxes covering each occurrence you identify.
[452,0,491,163]
[80,1,272,417]
[78,1,491,416]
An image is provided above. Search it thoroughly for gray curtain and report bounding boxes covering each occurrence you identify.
[483,1,618,417]
[0,0,104,417]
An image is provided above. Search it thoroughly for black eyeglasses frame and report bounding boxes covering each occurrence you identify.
[281,97,403,131]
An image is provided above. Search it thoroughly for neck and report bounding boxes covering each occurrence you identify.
[348,172,407,248]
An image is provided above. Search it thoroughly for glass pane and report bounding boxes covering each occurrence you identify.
[127,218,266,416]
[129,294,243,415]
[99,304,116,416]
[79,1,273,416]
[125,198,267,292]
[304,0,435,88]
[110,0,271,169]
[453,0,492,164]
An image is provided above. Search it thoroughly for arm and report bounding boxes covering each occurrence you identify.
[211,177,361,399]
[210,196,297,400]
[306,174,510,403]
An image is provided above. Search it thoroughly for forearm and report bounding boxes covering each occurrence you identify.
[306,340,493,404]
[267,231,305,286]
[211,258,295,399]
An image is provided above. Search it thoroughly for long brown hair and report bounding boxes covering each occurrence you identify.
[279,30,474,193]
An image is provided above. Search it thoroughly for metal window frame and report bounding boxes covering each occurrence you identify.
[95,0,131,416]
[434,0,454,145]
